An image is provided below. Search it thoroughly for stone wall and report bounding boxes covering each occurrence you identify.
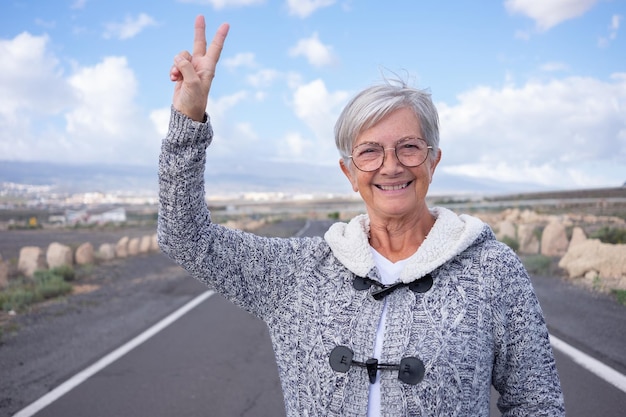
[2,234,160,283]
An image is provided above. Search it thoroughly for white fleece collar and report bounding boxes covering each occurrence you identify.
[324,207,486,283]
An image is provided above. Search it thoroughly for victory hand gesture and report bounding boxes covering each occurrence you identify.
[170,16,229,121]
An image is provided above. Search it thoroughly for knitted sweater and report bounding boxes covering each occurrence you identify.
[158,108,565,416]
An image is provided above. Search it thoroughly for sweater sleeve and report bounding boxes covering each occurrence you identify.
[487,241,566,416]
[157,107,320,319]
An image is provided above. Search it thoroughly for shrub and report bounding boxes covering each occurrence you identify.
[612,289,626,306]
[36,274,72,300]
[0,268,74,312]
[522,255,553,276]
[501,236,519,252]
[590,227,626,244]
[0,287,37,312]
[327,211,340,220]
[51,265,76,281]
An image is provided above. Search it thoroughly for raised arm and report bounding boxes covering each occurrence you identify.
[158,18,318,320]
[170,16,229,121]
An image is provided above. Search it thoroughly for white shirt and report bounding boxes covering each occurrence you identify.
[367,247,409,417]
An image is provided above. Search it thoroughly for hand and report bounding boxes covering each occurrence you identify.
[170,16,229,122]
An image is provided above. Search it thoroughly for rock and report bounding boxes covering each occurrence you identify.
[568,227,587,248]
[139,235,152,253]
[18,246,46,277]
[47,242,73,269]
[75,242,95,265]
[128,238,140,256]
[97,243,116,261]
[541,221,569,257]
[0,254,9,290]
[495,220,516,241]
[558,239,626,289]
[519,210,542,223]
[116,237,129,258]
[503,208,521,222]
[517,224,540,255]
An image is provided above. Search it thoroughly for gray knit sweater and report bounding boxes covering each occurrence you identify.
[158,108,565,416]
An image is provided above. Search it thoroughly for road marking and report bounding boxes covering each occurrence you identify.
[13,290,216,417]
[294,219,312,237]
[550,334,626,393]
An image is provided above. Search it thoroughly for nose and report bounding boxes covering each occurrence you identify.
[380,147,403,172]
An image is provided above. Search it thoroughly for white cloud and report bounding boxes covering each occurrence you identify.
[177,0,265,9]
[0,31,160,165]
[207,91,248,121]
[287,0,336,18]
[437,73,626,189]
[598,14,622,48]
[103,13,157,40]
[66,57,137,136]
[278,131,314,158]
[246,69,281,88]
[539,61,569,72]
[204,91,251,155]
[223,52,258,69]
[286,79,349,162]
[505,0,600,31]
[71,0,87,10]
[64,56,160,164]
[234,122,259,141]
[150,108,171,138]
[35,18,56,29]
[289,32,337,68]
[0,32,73,119]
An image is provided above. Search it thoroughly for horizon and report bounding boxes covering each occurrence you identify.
[1,159,624,202]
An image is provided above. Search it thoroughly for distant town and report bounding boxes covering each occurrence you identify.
[0,180,366,229]
[1,178,624,230]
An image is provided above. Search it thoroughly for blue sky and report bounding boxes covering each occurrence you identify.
[1,0,624,195]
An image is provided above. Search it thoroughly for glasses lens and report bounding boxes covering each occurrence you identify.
[352,143,384,171]
[396,138,429,167]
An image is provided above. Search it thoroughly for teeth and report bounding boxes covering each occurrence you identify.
[379,183,409,191]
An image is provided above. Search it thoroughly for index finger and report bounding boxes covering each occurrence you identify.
[192,15,207,56]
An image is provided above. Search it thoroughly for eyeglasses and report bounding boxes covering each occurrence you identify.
[348,137,432,172]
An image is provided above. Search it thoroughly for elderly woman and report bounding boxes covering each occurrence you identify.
[158,16,565,416]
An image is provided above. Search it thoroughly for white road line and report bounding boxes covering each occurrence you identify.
[294,219,312,237]
[12,290,215,417]
[550,334,626,393]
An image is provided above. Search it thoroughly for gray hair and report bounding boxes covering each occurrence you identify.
[334,79,440,167]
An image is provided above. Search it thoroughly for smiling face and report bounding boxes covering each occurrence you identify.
[340,107,441,223]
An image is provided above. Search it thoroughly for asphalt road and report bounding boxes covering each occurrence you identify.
[2,219,626,416]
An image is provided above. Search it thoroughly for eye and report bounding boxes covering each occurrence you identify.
[354,143,382,157]
[399,138,427,150]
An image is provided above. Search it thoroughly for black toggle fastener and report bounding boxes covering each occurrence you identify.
[353,274,433,300]
[329,346,425,385]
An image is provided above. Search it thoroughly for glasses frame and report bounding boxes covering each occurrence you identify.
[348,137,433,172]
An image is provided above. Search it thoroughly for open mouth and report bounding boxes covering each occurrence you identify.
[376,181,412,191]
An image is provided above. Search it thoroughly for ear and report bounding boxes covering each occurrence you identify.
[339,159,359,192]
[428,148,442,183]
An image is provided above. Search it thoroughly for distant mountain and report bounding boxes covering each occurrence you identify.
[0,159,553,197]
[0,160,159,194]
